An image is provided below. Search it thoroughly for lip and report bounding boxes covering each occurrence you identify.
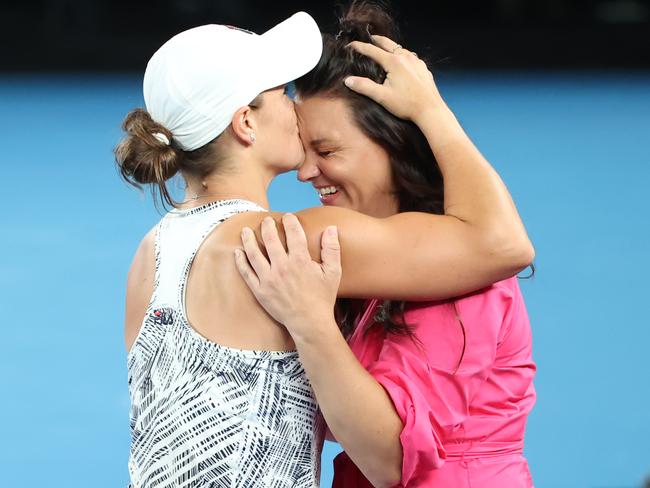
[319,191,340,205]
[314,184,341,205]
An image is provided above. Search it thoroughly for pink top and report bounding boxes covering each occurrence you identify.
[332,277,536,487]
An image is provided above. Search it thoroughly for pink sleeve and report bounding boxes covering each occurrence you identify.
[367,281,516,485]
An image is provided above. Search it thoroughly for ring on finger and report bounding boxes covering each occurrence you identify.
[391,44,403,54]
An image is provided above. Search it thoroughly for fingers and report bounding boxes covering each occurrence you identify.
[282,214,310,260]
[344,76,385,104]
[372,34,419,60]
[320,226,342,279]
[370,34,400,53]
[347,40,390,69]
[234,247,260,293]
[261,216,288,266]
[240,226,271,280]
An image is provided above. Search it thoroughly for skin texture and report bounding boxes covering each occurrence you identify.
[296,96,398,218]
[236,214,400,487]
[233,36,534,487]
[248,86,306,176]
[126,86,306,353]
[124,35,534,487]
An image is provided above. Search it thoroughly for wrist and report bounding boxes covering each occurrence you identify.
[289,314,340,347]
[412,96,452,127]
[414,102,466,149]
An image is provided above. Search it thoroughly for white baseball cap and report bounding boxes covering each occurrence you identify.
[143,12,323,151]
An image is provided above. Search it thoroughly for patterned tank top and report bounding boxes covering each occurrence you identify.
[127,199,324,488]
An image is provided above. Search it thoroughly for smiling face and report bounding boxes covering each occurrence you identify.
[295,95,399,218]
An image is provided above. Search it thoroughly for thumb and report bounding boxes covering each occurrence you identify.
[320,226,341,278]
[344,76,385,104]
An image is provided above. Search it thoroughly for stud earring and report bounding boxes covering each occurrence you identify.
[249,132,256,143]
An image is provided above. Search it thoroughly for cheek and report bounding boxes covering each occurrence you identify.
[345,152,392,197]
[282,100,297,128]
[268,112,298,146]
[320,158,352,188]
[278,112,298,145]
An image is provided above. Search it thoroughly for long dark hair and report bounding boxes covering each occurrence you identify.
[294,0,462,356]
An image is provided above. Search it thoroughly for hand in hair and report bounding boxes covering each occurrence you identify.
[345,35,441,124]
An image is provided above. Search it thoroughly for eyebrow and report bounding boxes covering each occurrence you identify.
[310,138,335,146]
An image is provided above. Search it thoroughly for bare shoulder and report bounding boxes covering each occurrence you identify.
[128,226,157,281]
[209,206,373,243]
[125,226,158,352]
[199,208,349,254]
[195,207,358,264]
[200,210,281,252]
[199,206,383,264]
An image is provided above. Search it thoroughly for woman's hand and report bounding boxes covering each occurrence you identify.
[234,214,341,340]
[236,215,403,488]
[345,35,442,124]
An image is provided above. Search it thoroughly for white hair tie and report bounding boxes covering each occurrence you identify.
[153,132,171,146]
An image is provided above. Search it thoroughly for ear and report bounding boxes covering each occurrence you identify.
[231,105,257,146]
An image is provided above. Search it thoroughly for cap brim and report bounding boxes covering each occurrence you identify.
[254,12,323,91]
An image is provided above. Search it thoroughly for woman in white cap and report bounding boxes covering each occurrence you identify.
[116,12,533,488]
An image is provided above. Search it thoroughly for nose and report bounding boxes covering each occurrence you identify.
[297,152,321,182]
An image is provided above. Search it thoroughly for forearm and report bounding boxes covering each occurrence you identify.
[292,319,403,488]
[414,97,534,263]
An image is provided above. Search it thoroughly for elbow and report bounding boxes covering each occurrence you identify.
[510,236,535,271]
[368,461,402,488]
[373,472,402,488]
[487,232,536,275]
[384,468,403,488]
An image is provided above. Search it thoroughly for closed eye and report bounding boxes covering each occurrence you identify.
[317,150,333,158]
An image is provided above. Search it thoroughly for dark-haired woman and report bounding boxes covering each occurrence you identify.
[234,9,536,488]
[117,10,532,488]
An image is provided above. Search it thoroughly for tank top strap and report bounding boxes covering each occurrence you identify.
[150,199,266,310]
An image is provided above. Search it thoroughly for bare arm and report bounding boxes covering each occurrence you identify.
[124,228,156,352]
[236,215,402,487]
[296,318,403,488]
[295,205,528,301]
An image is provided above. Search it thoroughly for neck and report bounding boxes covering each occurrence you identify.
[363,194,400,219]
[182,152,274,210]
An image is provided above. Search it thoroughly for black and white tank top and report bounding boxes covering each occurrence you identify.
[127,199,324,488]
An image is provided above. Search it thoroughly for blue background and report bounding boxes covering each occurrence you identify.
[1,72,648,487]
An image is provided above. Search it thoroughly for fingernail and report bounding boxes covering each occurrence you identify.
[328,226,338,236]
[344,77,354,88]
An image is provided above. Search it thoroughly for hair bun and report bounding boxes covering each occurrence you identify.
[114,108,180,202]
[336,1,400,43]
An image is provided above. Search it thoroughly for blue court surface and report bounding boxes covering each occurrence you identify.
[1,71,648,487]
